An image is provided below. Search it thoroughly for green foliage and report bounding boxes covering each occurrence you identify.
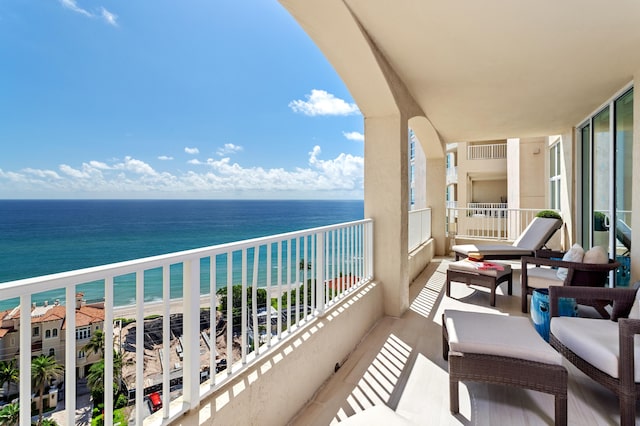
[0,402,19,426]
[535,210,562,221]
[593,211,608,231]
[0,359,19,400]
[38,419,60,426]
[115,393,129,409]
[91,407,126,426]
[31,355,64,425]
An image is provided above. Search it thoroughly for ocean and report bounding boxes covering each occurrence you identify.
[0,199,364,308]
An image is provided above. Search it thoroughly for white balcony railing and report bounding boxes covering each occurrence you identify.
[408,208,431,252]
[447,207,552,240]
[467,143,507,160]
[2,219,373,426]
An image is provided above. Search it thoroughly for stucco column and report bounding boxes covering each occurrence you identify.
[364,115,409,317]
[425,157,446,255]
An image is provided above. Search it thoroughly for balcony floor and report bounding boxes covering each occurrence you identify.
[290,258,637,425]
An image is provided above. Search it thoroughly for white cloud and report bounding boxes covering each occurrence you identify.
[59,0,92,17]
[289,90,360,116]
[185,147,200,155]
[343,131,364,142]
[101,7,118,26]
[0,149,364,198]
[217,143,243,156]
[158,155,174,161]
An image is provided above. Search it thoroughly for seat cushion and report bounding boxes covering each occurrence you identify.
[526,267,564,289]
[551,317,640,382]
[444,309,562,365]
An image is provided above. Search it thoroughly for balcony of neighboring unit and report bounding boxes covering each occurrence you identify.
[467,142,507,160]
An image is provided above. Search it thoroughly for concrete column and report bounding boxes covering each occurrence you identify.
[364,115,409,317]
[425,157,446,255]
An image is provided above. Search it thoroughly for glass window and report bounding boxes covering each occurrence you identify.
[45,329,51,339]
[33,326,40,337]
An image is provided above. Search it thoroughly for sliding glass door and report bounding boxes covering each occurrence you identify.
[579,88,633,286]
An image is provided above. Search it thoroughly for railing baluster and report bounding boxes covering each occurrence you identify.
[226,253,233,376]
[135,271,144,423]
[163,264,171,416]
[104,277,114,426]
[241,249,247,364]
[19,293,31,426]
[210,255,217,386]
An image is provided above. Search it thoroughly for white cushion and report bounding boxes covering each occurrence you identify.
[557,243,584,281]
[551,317,640,382]
[583,245,609,264]
[513,217,562,250]
[444,309,562,365]
[526,267,564,289]
[629,289,640,320]
[452,243,532,257]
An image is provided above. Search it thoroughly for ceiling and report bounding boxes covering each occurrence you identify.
[280,0,640,143]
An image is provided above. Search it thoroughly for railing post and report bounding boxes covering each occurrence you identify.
[183,258,201,409]
[104,277,114,426]
[19,294,31,426]
[315,232,325,315]
[65,286,77,426]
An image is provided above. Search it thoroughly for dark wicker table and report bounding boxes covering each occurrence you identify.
[446,260,512,306]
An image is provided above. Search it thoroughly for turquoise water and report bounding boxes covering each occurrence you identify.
[0,199,364,309]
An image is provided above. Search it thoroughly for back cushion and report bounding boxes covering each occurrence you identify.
[583,245,609,264]
[557,243,584,281]
[628,289,640,320]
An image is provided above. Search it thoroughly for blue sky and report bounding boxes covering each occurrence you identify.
[0,1,364,199]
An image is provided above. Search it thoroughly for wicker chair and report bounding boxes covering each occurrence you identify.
[520,249,620,313]
[549,286,640,426]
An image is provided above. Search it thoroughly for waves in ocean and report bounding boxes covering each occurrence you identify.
[0,199,364,308]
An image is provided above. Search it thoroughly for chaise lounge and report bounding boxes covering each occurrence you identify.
[452,217,562,260]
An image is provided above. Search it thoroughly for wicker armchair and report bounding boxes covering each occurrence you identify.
[549,286,640,426]
[520,249,620,313]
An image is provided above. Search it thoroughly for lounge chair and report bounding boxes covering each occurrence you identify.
[549,286,640,426]
[452,217,562,260]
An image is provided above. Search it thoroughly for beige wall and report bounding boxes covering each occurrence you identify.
[472,180,507,203]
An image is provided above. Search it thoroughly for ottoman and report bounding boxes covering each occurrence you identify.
[446,260,512,306]
[442,309,567,426]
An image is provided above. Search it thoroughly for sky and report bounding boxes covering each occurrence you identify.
[0,1,365,200]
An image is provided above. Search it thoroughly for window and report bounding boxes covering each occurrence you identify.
[78,350,85,359]
[45,329,51,339]
[49,348,55,357]
[33,326,40,337]
[549,141,561,210]
[76,327,90,340]
[52,329,58,337]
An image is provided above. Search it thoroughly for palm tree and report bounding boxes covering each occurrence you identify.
[0,359,19,401]
[0,402,20,426]
[86,350,123,404]
[31,355,63,425]
[83,329,105,357]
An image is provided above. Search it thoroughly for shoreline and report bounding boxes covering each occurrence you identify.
[112,294,215,319]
